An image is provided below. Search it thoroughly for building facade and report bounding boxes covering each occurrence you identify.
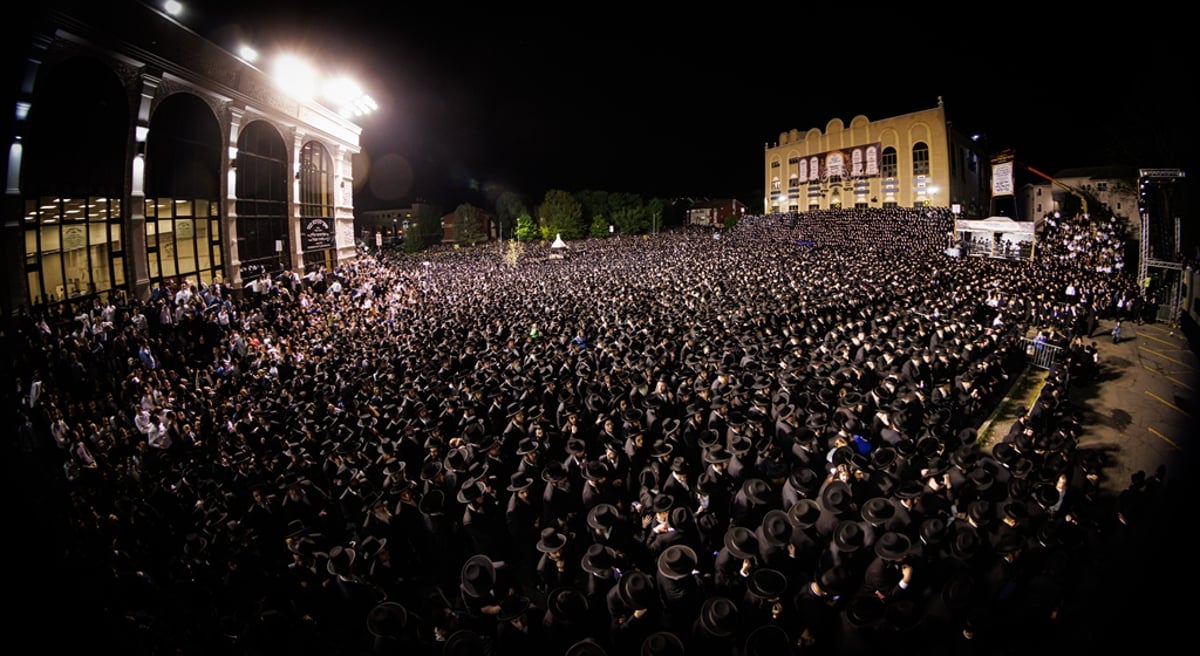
[687,199,746,227]
[762,98,989,216]
[4,2,364,316]
[1016,166,1139,226]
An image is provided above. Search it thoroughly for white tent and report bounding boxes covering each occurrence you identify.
[549,233,568,259]
[954,216,1037,260]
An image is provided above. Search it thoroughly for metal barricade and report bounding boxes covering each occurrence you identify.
[1020,337,1062,370]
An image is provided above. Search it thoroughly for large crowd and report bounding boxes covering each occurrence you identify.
[7,207,1187,656]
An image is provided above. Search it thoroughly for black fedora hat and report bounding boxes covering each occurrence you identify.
[581,543,616,577]
[326,545,357,577]
[760,510,792,547]
[786,466,820,495]
[743,624,791,656]
[949,526,981,561]
[820,480,853,514]
[565,639,608,656]
[723,526,759,560]
[874,531,912,561]
[741,478,772,505]
[506,472,534,492]
[861,497,896,527]
[536,527,568,553]
[366,601,408,639]
[618,569,657,610]
[746,567,788,600]
[699,596,740,637]
[419,488,445,515]
[788,498,821,528]
[541,460,568,483]
[919,516,947,545]
[816,564,854,596]
[641,631,685,656]
[656,544,697,580]
[460,554,495,597]
[497,595,530,623]
[833,519,865,552]
[583,459,610,481]
[443,629,485,656]
[587,503,621,531]
[547,586,589,625]
[703,445,733,464]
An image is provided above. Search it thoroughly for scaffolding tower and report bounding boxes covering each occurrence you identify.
[1137,168,1186,325]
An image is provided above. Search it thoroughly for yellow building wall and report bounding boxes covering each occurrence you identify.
[763,104,951,212]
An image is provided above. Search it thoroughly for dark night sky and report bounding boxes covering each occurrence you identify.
[15,3,1199,212]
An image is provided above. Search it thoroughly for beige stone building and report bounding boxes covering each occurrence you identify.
[763,98,989,216]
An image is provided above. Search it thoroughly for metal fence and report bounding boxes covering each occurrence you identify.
[1020,337,1063,370]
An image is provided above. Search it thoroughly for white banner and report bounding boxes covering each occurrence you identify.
[991,161,1014,197]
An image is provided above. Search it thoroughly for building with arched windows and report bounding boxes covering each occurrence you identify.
[3,1,365,316]
[763,98,989,216]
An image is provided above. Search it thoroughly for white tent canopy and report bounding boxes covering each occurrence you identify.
[954,216,1036,234]
[550,233,568,249]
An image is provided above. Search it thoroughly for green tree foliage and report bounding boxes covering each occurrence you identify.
[454,203,484,247]
[405,203,444,252]
[514,214,539,242]
[722,213,739,230]
[495,191,527,241]
[589,214,611,237]
[537,189,584,240]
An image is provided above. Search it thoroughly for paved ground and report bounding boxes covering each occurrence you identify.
[984,317,1200,653]
[1068,319,1198,495]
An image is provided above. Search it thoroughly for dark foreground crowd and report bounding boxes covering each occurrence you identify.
[7,208,1191,656]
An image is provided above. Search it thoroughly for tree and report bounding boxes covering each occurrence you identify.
[495,191,527,241]
[722,213,739,230]
[454,203,484,247]
[537,189,584,240]
[589,214,611,237]
[514,214,539,242]
[405,203,444,252]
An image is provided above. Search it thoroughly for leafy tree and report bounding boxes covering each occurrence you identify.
[454,203,484,246]
[647,197,666,233]
[722,213,739,230]
[589,214,611,237]
[405,203,444,252]
[514,214,539,242]
[495,191,527,241]
[611,205,648,234]
[537,189,584,240]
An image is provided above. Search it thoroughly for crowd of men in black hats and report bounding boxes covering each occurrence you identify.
[8,206,1184,656]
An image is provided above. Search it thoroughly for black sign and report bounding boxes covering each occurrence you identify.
[302,218,334,252]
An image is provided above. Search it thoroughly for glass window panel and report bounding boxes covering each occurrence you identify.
[89,237,111,295]
[111,198,121,216]
[112,255,125,287]
[24,198,39,223]
[40,225,62,253]
[148,247,160,279]
[25,230,38,257]
[109,223,123,254]
[27,270,44,306]
[145,198,157,218]
[89,196,107,221]
[175,199,193,217]
[196,219,211,271]
[42,251,64,302]
[178,219,197,276]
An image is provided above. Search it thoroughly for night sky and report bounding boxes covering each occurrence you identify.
[12,3,1198,213]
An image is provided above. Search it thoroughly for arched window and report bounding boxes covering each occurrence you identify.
[881,147,898,179]
[21,57,128,308]
[912,142,930,177]
[235,121,290,279]
[298,141,335,272]
[145,93,224,291]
